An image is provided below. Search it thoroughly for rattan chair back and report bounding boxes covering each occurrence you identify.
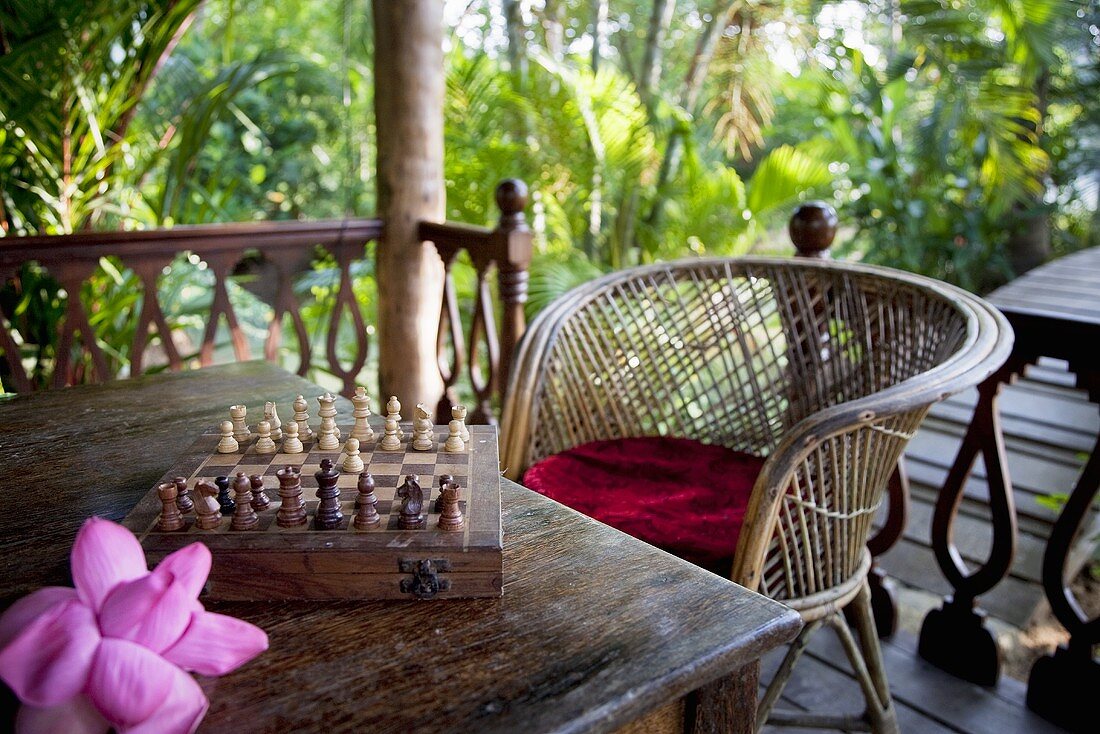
[502,257,1011,607]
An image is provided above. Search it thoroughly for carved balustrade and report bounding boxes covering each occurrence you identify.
[0,179,532,420]
[419,179,533,425]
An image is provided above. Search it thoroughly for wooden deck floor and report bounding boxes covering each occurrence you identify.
[760,358,1098,733]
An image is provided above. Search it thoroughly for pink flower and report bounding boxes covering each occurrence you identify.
[0,518,268,734]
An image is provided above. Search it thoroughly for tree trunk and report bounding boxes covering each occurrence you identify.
[617,0,676,261]
[372,0,446,416]
[503,0,527,85]
[590,0,608,73]
[639,0,675,102]
[1006,68,1052,276]
[646,0,740,226]
[542,0,564,62]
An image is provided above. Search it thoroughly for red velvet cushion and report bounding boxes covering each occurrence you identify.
[522,436,764,571]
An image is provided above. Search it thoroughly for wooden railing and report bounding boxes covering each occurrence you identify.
[0,179,532,419]
[420,179,533,425]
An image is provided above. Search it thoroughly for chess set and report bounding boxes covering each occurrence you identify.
[121,390,503,601]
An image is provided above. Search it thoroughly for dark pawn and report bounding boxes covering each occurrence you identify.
[249,474,271,511]
[215,475,235,515]
[230,472,259,531]
[314,458,343,530]
[353,473,381,529]
[354,472,377,510]
[434,473,454,513]
[172,476,194,513]
[396,474,425,530]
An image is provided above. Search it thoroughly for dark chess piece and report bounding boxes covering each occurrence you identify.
[157,482,186,531]
[249,474,271,511]
[194,480,223,530]
[353,473,381,529]
[434,473,454,513]
[314,458,343,530]
[396,474,425,530]
[436,480,463,532]
[215,475,235,516]
[172,476,194,513]
[275,466,307,528]
[231,472,259,531]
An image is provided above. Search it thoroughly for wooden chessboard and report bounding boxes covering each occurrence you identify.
[121,423,503,601]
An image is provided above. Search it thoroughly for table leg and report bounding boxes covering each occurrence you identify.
[918,361,1022,686]
[1026,391,1100,732]
[688,661,759,734]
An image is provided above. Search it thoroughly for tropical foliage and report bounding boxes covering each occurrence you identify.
[1,0,1098,387]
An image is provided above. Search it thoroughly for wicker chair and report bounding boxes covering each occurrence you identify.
[501,257,1012,734]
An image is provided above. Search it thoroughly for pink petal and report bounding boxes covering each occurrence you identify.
[71,518,148,612]
[120,670,208,734]
[87,639,207,734]
[151,542,211,600]
[98,571,193,653]
[15,695,109,734]
[163,610,268,676]
[0,587,78,649]
[0,600,100,707]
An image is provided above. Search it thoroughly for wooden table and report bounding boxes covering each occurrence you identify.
[917,247,1100,731]
[0,363,800,734]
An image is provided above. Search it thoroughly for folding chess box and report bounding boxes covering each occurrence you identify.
[122,424,504,601]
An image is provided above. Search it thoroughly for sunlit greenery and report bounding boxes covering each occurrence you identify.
[2,0,1098,389]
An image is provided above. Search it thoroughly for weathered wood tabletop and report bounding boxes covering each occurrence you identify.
[0,362,800,734]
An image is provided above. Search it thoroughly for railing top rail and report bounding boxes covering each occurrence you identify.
[0,218,385,266]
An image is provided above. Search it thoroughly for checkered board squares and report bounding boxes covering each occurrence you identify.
[121,421,502,600]
[141,425,474,536]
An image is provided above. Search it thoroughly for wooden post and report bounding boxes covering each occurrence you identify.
[789,201,837,258]
[373,0,446,416]
[494,179,532,397]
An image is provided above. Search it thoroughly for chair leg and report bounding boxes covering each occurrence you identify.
[827,584,899,734]
[755,619,824,732]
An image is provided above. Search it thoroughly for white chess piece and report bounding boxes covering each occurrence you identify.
[255,420,276,454]
[229,404,250,444]
[380,416,401,451]
[412,403,434,451]
[351,386,375,442]
[316,393,340,451]
[217,420,239,453]
[263,401,282,441]
[341,437,365,473]
[281,421,304,454]
[292,395,313,440]
[386,396,404,438]
[452,405,469,444]
[444,418,465,453]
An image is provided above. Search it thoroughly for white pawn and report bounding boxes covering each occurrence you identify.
[341,437,365,473]
[292,395,313,441]
[229,404,250,444]
[255,420,276,454]
[412,403,434,451]
[452,405,470,444]
[444,418,465,453]
[217,420,239,453]
[281,421,304,454]
[380,416,402,451]
[386,396,404,439]
[351,386,375,443]
[263,401,282,441]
